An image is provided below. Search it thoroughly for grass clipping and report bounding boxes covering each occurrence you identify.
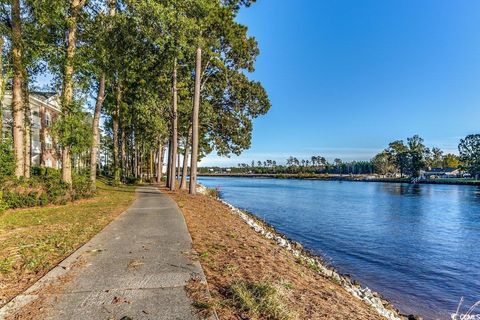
[230,281,296,320]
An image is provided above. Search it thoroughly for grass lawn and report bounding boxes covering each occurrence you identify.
[0,180,137,307]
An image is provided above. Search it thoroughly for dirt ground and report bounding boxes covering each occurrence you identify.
[166,189,386,320]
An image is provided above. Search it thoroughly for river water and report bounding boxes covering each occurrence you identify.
[198,177,480,319]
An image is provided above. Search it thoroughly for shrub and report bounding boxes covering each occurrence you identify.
[0,171,95,210]
[31,166,61,178]
[230,281,295,320]
[72,175,95,200]
[125,176,141,185]
[0,191,8,213]
[40,175,70,205]
[0,138,15,181]
[206,187,220,198]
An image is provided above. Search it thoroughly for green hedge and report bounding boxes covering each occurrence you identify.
[0,138,15,181]
[0,167,95,211]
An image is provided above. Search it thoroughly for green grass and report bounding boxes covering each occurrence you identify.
[205,187,220,198]
[230,281,296,320]
[0,180,136,306]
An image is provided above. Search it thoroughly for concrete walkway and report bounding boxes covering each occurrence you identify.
[0,186,212,320]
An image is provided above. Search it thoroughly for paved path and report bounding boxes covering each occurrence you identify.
[0,186,211,320]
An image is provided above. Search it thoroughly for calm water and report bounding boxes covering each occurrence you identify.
[198,177,480,319]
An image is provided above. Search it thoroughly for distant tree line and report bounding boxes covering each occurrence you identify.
[231,157,375,175]
[200,134,480,179]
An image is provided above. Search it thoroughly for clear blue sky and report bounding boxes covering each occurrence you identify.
[201,0,480,166]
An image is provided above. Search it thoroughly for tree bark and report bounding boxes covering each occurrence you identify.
[61,0,85,184]
[177,153,181,180]
[112,106,119,181]
[133,138,138,178]
[150,151,154,180]
[130,132,135,177]
[90,73,105,187]
[90,0,115,186]
[166,139,171,186]
[156,138,164,184]
[180,128,191,190]
[11,0,24,178]
[24,119,31,177]
[113,83,122,184]
[0,37,4,139]
[180,147,189,190]
[169,58,178,191]
[189,47,202,195]
[23,83,31,178]
[121,121,126,180]
[39,106,46,166]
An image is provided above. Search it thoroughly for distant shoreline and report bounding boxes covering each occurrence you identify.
[198,173,480,186]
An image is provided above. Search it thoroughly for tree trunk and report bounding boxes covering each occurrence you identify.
[23,84,31,178]
[189,47,202,195]
[121,121,126,181]
[180,129,191,190]
[149,150,153,180]
[0,37,4,139]
[169,58,178,191]
[130,132,135,177]
[61,0,84,184]
[112,108,119,181]
[11,0,24,178]
[113,83,121,183]
[24,119,31,177]
[156,138,164,184]
[90,73,105,187]
[39,106,46,166]
[180,147,189,190]
[90,0,115,186]
[166,139,172,186]
[177,153,181,180]
[133,139,138,178]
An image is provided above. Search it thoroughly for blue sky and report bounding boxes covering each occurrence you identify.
[201,0,480,166]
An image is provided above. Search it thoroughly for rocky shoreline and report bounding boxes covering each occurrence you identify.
[197,184,415,320]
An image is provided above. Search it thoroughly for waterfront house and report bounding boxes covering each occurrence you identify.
[1,91,62,169]
[421,168,461,179]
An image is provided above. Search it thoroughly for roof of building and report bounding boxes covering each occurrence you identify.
[425,167,459,174]
[30,91,58,100]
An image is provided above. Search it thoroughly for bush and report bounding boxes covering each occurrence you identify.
[230,281,295,320]
[0,138,15,181]
[0,171,95,210]
[31,166,61,178]
[125,176,141,185]
[206,187,220,198]
[72,175,95,200]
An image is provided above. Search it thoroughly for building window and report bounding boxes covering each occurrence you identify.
[45,112,51,127]
[45,135,53,150]
[45,158,52,168]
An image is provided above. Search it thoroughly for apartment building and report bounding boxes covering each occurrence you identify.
[1,91,61,168]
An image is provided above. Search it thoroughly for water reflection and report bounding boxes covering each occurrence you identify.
[381,183,422,196]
